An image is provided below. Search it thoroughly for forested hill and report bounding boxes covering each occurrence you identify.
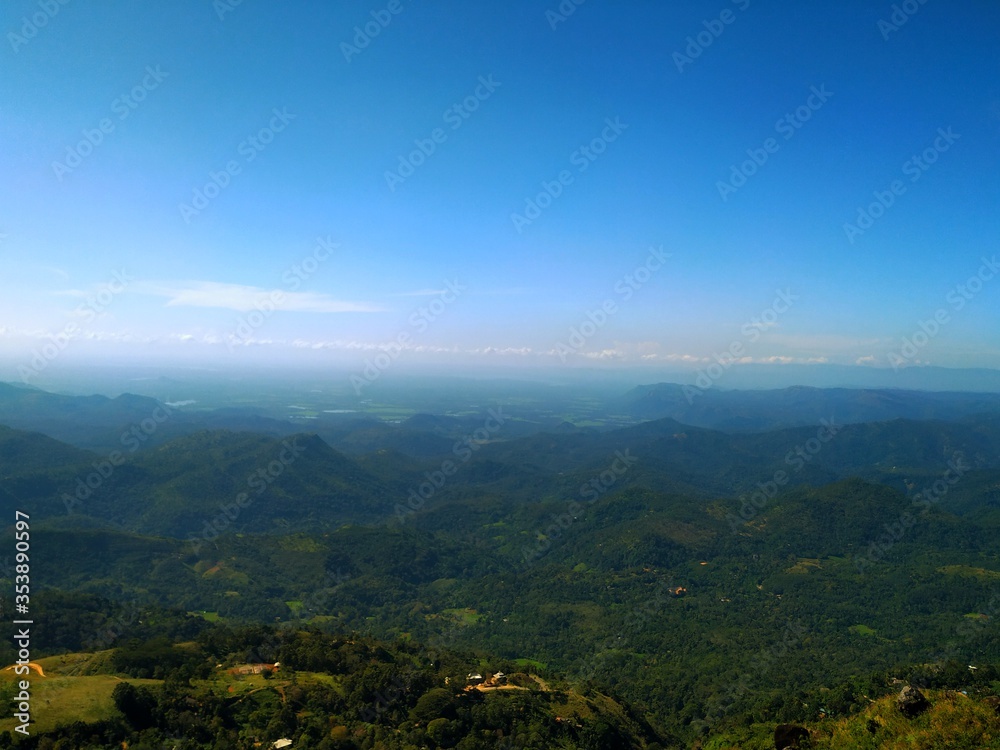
[618,382,1000,430]
[2,412,1000,537]
[0,600,668,748]
[1,383,1000,746]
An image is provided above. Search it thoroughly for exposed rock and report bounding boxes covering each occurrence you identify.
[897,685,930,718]
[774,723,810,749]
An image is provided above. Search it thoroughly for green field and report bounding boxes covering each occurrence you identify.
[514,657,548,670]
[0,669,160,734]
[189,610,221,622]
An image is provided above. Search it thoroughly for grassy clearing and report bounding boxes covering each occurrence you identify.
[937,564,1000,581]
[189,610,221,622]
[514,658,547,670]
[786,558,823,574]
[431,607,483,625]
[0,670,160,734]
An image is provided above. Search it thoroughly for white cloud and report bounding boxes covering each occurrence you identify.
[140,281,384,313]
[391,288,449,297]
[39,266,70,281]
[581,349,624,360]
[468,346,532,355]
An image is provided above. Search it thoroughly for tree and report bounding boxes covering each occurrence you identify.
[427,717,459,747]
[411,688,456,722]
[112,681,157,730]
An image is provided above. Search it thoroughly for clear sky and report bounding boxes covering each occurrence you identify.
[2,0,999,384]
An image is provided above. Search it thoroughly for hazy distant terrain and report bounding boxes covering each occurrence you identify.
[2,378,1000,746]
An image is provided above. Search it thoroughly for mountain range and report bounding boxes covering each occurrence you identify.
[2,380,1000,747]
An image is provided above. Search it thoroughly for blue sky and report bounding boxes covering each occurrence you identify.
[2,0,999,383]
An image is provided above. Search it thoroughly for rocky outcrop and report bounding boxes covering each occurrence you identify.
[897,685,930,718]
[774,723,810,749]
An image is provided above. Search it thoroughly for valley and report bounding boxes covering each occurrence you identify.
[1,379,999,747]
